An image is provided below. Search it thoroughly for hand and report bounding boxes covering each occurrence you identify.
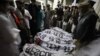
[74,39,81,48]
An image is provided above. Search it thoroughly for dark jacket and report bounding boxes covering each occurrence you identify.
[74,9,99,44]
[28,3,38,36]
[56,7,63,21]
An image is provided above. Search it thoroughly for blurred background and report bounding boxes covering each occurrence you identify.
[13,0,100,17]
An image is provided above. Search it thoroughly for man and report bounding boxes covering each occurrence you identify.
[28,0,38,38]
[44,4,52,29]
[36,5,44,31]
[74,1,100,56]
[63,6,70,22]
[0,0,21,56]
[16,0,32,52]
[56,2,63,28]
[64,6,71,23]
[74,0,98,46]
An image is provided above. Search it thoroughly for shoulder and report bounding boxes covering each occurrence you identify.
[0,14,7,21]
[92,12,99,19]
[0,13,10,26]
[89,11,99,19]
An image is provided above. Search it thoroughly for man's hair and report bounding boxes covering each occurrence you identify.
[0,1,9,5]
[31,0,36,3]
[65,6,69,9]
[0,0,13,2]
[9,1,14,6]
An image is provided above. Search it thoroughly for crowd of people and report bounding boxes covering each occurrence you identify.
[0,0,100,56]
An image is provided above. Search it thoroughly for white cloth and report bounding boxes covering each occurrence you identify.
[24,9,32,29]
[71,24,76,33]
[20,44,68,56]
[62,21,67,30]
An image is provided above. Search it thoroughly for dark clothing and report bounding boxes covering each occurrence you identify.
[36,10,43,31]
[64,11,71,22]
[66,18,73,33]
[44,10,51,29]
[74,10,99,45]
[66,22,72,33]
[52,16,57,27]
[28,4,37,21]
[56,8,63,21]
[56,8,63,28]
[72,13,79,26]
[28,3,38,37]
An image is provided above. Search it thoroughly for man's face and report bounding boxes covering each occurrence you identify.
[80,7,87,14]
